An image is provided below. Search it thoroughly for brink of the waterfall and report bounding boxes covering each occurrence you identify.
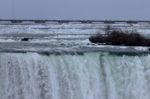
[0,21,150,99]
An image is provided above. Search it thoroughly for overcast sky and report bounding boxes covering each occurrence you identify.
[0,0,149,20]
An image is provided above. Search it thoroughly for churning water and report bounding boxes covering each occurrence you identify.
[0,22,150,99]
[0,52,150,99]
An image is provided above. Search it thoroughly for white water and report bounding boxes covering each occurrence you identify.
[0,22,150,99]
[0,52,150,99]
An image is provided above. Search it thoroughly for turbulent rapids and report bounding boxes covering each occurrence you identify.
[0,22,150,99]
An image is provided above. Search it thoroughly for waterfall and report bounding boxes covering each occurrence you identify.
[0,52,150,99]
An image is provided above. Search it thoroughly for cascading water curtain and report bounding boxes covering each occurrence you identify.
[0,52,150,99]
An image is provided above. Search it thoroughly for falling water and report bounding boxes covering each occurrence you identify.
[0,52,150,99]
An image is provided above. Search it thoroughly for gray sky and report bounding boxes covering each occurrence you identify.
[0,0,150,20]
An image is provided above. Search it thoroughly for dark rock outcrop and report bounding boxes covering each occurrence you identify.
[21,38,32,41]
[89,31,150,46]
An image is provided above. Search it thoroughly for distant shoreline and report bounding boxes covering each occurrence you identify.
[0,19,150,24]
